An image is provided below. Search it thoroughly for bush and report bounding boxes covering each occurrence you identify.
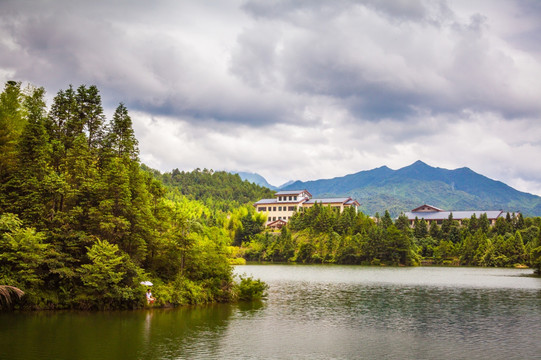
[234,275,268,301]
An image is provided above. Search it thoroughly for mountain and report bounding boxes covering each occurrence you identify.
[282,160,541,217]
[278,180,296,188]
[235,171,278,190]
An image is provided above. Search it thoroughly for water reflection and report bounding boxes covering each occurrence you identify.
[1,266,540,359]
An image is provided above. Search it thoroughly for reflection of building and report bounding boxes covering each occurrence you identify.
[404,204,512,227]
[254,190,360,226]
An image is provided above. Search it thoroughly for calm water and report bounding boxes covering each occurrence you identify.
[1,265,540,359]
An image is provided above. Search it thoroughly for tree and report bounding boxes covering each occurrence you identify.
[46,86,80,170]
[76,85,105,151]
[0,213,49,291]
[105,103,138,161]
[414,218,429,239]
[381,210,393,229]
[78,239,143,309]
[3,87,53,228]
[0,81,26,184]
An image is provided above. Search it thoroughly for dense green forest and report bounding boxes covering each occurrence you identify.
[144,165,274,212]
[239,204,541,273]
[1,80,539,310]
[0,81,266,310]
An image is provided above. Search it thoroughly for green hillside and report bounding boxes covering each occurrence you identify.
[283,161,541,217]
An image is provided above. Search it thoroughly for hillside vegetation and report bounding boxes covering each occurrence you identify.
[240,205,541,273]
[0,81,266,310]
[282,161,541,217]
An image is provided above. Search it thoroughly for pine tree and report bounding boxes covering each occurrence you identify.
[105,103,138,161]
[8,87,54,228]
[0,81,26,185]
[76,85,105,152]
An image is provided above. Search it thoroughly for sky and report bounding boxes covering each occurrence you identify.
[1,0,541,194]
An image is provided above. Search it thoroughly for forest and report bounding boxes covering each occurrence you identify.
[238,203,541,273]
[0,81,266,310]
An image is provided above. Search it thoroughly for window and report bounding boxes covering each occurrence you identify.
[278,216,282,220]
[258,207,266,212]
[273,207,277,211]
[289,196,292,201]
[273,217,276,221]
[268,217,271,222]
[288,206,295,211]
[294,196,297,200]
[278,206,282,211]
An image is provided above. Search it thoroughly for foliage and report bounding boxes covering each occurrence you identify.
[0,81,267,310]
[0,285,24,310]
[234,275,268,301]
[240,200,539,270]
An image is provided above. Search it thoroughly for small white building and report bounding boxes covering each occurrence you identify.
[254,190,360,226]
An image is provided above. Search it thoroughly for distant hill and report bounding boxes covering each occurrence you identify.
[281,160,541,217]
[235,171,278,190]
[143,167,274,208]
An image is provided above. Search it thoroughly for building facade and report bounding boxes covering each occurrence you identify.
[254,190,360,226]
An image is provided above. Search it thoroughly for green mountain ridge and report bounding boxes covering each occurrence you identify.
[244,160,541,217]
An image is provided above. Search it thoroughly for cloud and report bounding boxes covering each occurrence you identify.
[1,0,541,196]
[235,0,541,120]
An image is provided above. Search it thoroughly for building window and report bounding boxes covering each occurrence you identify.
[273,217,276,221]
[294,196,297,200]
[273,207,276,211]
[268,217,271,222]
[289,196,292,201]
[288,206,295,211]
[258,207,266,212]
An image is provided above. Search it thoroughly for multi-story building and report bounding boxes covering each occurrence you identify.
[254,190,360,227]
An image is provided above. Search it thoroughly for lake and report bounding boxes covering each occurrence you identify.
[1,265,540,359]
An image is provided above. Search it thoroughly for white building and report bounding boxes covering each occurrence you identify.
[254,190,360,227]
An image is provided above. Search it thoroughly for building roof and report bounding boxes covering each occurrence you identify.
[304,197,355,205]
[405,210,505,220]
[345,199,361,206]
[411,204,444,212]
[254,199,277,205]
[275,190,312,197]
[268,219,288,225]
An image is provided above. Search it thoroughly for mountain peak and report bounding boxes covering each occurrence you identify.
[409,160,429,168]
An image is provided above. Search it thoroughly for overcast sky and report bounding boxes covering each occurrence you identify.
[1,0,541,194]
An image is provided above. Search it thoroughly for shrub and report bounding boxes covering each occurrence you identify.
[234,275,268,301]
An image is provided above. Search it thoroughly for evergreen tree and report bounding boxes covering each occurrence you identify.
[414,218,428,239]
[7,87,53,228]
[0,81,26,185]
[106,103,138,161]
[76,85,105,151]
[381,210,393,229]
